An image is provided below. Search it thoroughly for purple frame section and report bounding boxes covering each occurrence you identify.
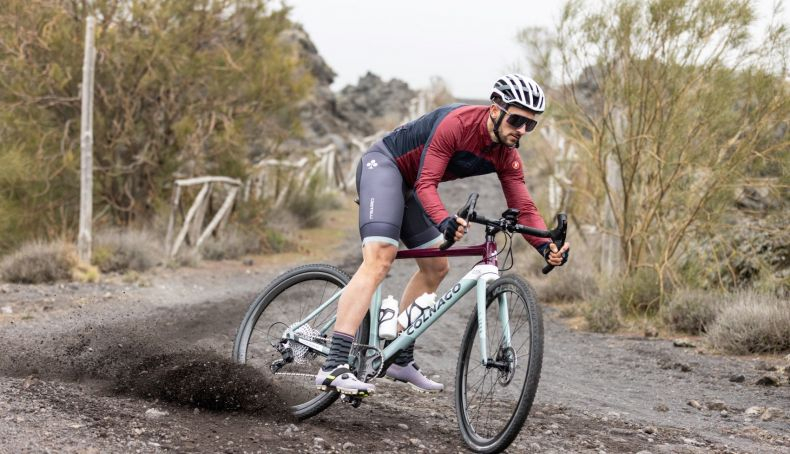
[396,241,499,266]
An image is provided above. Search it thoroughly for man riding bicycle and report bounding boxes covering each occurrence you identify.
[316,74,571,396]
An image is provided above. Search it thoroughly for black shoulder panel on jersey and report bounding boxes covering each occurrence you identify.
[382,103,466,158]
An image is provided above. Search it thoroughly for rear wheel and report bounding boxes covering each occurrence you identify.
[233,264,370,419]
[455,275,543,453]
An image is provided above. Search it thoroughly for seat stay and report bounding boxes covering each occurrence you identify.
[285,287,343,345]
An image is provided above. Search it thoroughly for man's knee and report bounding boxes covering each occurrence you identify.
[419,258,450,284]
[361,242,397,280]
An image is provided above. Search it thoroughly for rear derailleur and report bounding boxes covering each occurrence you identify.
[270,339,294,373]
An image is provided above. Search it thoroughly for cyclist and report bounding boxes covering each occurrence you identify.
[315,74,570,396]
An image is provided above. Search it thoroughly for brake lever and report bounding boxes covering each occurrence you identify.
[542,213,568,275]
[440,193,479,251]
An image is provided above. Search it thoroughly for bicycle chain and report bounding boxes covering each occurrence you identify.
[270,336,383,383]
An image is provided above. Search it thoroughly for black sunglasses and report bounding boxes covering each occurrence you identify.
[496,104,538,132]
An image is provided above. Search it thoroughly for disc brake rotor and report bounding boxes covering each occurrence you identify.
[497,346,517,386]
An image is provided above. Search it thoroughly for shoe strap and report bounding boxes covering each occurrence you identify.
[321,366,352,387]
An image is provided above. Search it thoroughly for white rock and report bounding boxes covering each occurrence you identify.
[397,423,409,430]
[342,441,355,450]
[682,437,702,446]
[744,406,765,416]
[144,408,169,419]
[1,306,12,314]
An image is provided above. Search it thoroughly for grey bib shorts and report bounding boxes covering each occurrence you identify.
[355,141,442,249]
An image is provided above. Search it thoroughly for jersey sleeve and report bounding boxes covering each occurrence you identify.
[413,116,462,225]
[498,151,551,249]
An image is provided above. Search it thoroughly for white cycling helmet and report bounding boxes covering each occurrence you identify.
[490,74,546,113]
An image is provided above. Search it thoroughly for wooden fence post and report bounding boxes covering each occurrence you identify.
[77,16,96,263]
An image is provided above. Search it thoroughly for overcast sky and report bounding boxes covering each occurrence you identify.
[282,1,788,99]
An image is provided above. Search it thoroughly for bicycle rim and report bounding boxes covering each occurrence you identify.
[455,276,543,453]
[233,264,367,419]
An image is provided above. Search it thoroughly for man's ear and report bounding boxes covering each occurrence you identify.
[489,103,500,118]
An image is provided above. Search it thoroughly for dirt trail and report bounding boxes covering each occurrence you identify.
[1,177,788,453]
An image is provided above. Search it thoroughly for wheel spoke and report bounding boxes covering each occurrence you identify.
[232,266,364,420]
[457,277,543,451]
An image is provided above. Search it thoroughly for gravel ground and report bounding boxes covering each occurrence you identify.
[1,176,788,453]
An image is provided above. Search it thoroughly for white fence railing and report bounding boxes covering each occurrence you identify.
[165,91,431,255]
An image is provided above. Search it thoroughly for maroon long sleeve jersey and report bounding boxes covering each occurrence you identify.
[381,103,550,249]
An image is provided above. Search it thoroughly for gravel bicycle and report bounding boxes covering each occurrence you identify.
[233,193,567,453]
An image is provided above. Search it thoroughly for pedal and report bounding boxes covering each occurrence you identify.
[340,394,364,408]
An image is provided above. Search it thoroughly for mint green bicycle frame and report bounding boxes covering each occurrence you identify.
[285,238,508,367]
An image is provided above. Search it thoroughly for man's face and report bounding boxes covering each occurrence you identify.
[490,104,538,147]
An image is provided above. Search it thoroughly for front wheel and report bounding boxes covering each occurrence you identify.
[232,264,370,420]
[455,275,544,453]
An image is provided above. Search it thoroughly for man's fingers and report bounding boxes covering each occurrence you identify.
[549,243,559,253]
[559,243,570,253]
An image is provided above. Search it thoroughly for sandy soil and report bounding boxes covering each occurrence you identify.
[1,176,788,453]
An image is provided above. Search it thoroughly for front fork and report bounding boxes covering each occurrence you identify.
[476,278,512,368]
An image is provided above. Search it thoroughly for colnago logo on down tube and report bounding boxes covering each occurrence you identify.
[406,283,462,335]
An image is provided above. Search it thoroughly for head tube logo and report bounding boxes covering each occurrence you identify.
[366,159,378,170]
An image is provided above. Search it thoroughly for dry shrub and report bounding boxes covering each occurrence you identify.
[200,227,261,261]
[536,265,598,303]
[662,289,722,335]
[169,248,201,268]
[706,291,790,354]
[558,304,581,318]
[261,228,294,253]
[0,241,77,284]
[93,229,161,273]
[584,293,622,333]
[285,176,340,228]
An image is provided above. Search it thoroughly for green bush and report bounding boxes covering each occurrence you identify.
[584,294,622,333]
[706,291,790,354]
[0,1,310,252]
[93,229,161,273]
[200,227,261,261]
[0,241,77,284]
[615,268,668,316]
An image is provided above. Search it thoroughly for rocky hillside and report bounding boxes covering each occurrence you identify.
[279,26,417,151]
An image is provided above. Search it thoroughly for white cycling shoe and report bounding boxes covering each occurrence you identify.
[315,364,375,397]
[384,361,444,393]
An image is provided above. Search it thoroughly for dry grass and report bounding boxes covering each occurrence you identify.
[200,227,261,261]
[535,265,598,303]
[662,289,722,335]
[92,229,162,273]
[169,248,201,268]
[0,241,77,284]
[706,291,790,354]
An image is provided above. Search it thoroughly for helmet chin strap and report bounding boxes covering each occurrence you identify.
[490,107,519,148]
